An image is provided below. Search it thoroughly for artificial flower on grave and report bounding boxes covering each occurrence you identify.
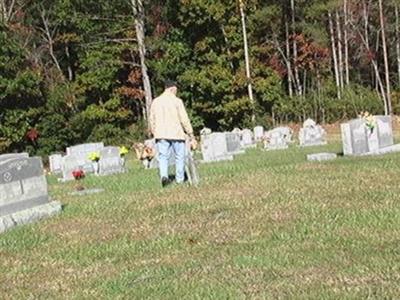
[72,169,85,180]
[119,146,129,156]
[361,111,376,133]
[88,151,100,162]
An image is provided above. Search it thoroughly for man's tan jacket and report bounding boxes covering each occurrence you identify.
[150,90,194,141]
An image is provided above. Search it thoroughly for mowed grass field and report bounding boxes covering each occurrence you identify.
[1,139,400,299]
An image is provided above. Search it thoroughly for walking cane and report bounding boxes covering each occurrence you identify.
[185,136,200,186]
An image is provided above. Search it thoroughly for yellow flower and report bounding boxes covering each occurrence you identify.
[119,146,129,156]
[88,152,100,161]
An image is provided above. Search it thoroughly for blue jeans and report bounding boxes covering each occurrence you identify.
[157,139,186,183]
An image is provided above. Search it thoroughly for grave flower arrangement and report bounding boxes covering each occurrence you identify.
[361,111,376,133]
[88,152,100,162]
[72,169,85,191]
[119,146,129,167]
[119,146,129,156]
[72,169,85,180]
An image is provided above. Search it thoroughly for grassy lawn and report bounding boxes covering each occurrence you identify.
[1,141,400,299]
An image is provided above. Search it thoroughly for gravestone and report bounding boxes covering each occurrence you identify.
[340,123,353,155]
[60,155,93,182]
[375,116,394,148]
[0,157,62,232]
[349,119,369,155]
[0,153,29,163]
[225,132,245,155]
[99,147,124,176]
[201,132,233,162]
[341,116,394,155]
[299,119,327,147]
[62,142,104,177]
[264,131,289,151]
[241,129,255,148]
[307,153,337,162]
[49,154,63,174]
[253,126,264,142]
[66,142,104,156]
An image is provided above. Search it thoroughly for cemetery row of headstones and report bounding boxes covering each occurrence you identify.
[0,153,62,233]
[49,143,126,181]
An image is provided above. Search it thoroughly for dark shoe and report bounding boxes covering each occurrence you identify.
[161,177,170,187]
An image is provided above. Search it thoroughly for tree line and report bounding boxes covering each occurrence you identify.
[1,0,400,155]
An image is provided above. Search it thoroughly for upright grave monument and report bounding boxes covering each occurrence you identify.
[341,115,394,155]
[99,146,124,176]
[201,132,234,162]
[299,119,327,147]
[241,129,255,148]
[0,156,62,233]
[253,126,264,142]
[264,127,293,151]
[225,132,245,155]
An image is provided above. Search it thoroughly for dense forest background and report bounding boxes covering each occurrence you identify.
[1,0,400,155]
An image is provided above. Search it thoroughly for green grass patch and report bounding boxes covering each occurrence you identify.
[1,142,400,299]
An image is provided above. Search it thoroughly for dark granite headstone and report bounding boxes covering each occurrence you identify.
[0,157,48,217]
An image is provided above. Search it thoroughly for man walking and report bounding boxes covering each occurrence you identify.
[149,80,195,187]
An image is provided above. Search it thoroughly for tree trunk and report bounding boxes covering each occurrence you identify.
[343,0,350,85]
[328,12,341,99]
[379,0,392,115]
[0,0,6,23]
[131,0,153,124]
[336,10,344,90]
[40,9,63,76]
[291,0,302,96]
[239,0,255,123]
[65,45,73,81]
[395,4,400,87]
[285,20,293,98]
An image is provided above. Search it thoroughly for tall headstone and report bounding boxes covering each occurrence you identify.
[0,157,62,232]
[253,126,264,142]
[299,119,327,147]
[340,123,353,155]
[201,132,233,162]
[99,147,124,176]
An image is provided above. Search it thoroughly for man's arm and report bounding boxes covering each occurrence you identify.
[177,99,194,138]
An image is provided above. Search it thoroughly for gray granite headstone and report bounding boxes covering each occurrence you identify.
[375,116,394,149]
[61,154,93,181]
[340,123,353,155]
[253,126,264,142]
[0,153,29,163]
[0,157,60,222]
[49,154,63,174]
[341,116,394,156]
[299,119,327,147]
[241,129,254,148]
[225,132,244,155]
[99,147,123,176]
[264,131,289,151]
[201,132,234,162]
[349,119,369,155]
[66,142,104,156]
